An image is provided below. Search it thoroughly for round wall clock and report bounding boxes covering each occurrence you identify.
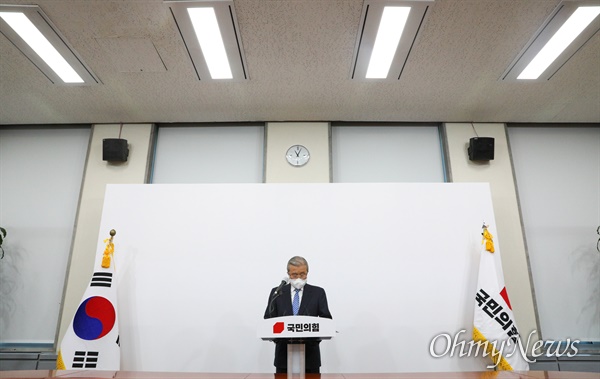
[286,145,310,167]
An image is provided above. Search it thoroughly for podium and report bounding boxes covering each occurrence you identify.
[258,316,335,377]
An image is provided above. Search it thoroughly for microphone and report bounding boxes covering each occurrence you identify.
[273,277,289,296]
[268,277,289,317]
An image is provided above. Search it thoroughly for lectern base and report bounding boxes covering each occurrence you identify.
[287,343,306,378]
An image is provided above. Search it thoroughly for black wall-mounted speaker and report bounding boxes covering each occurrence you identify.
[103,138,129,162]
[468,137,494,161]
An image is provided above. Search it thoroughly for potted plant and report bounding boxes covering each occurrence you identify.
[0,227,6,259]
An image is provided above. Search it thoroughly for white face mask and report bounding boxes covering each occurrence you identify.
[290,278,307,290]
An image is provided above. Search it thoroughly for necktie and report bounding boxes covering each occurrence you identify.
[292,288,300,315]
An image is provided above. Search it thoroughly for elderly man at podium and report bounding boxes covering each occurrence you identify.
[264,256,333,374]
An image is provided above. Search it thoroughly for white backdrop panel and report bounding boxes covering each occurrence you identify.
[98,183,498,373]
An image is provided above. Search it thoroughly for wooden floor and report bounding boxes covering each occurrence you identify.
[0,371,599,379]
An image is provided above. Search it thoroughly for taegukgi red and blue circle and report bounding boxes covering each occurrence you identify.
[73,296,115,340]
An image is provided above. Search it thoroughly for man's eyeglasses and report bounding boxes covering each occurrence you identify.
[288,272,307,279]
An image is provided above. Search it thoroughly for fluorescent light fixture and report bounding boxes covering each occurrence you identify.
[0,5,98,85]
[168,1,248,81]
[352,0,434,81]
[366,7,411,79]
[0,12,83,83]
[187,7,232,79]
[518,6,600,79]
[502,1,600,81]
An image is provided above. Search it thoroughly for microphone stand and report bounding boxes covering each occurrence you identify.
[268,289,282,318]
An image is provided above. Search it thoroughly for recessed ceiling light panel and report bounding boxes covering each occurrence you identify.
[168,0,248,81]
[352,0,434,81]
[502,1,600,82]
[0,4,99,85]
[366,6,411,79]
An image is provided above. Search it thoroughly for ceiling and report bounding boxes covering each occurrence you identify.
[0,0,599,125]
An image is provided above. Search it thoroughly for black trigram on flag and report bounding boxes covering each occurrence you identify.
[72,351,99,368]
[91,272,112,287]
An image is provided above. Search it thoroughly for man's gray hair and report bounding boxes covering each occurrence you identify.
[287,256,309,272]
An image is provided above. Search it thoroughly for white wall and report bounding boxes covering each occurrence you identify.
[99,182,496,373]
[444,123,538,346]
[58,124,154,346]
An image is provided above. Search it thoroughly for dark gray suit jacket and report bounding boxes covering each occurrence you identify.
[264,283,332,369]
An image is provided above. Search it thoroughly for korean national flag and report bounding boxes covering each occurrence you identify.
[57,255,120,370]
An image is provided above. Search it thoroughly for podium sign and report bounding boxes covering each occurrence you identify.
[259,316,335,377]
[258,316,335,340]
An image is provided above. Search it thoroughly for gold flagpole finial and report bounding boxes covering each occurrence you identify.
[102,229,116,268]
[481,223,495,253]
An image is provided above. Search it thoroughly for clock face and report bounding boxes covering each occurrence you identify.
[286,145,310,167]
